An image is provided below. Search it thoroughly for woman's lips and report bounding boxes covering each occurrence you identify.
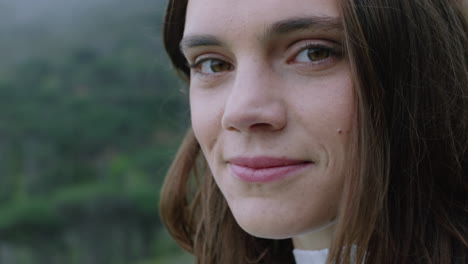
[228,156,313,183]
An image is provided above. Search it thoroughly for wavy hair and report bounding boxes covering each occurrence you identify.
[159,0,468,263]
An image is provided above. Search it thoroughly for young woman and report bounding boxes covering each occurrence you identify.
[159,0,468,263]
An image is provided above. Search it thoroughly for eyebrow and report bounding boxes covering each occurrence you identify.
[267,16,342,36]
[180,35,223,53]
[180,16,342,53]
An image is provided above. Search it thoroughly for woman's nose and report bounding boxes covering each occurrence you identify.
[221,66,287,133]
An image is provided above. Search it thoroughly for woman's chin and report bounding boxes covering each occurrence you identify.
[228,199,334,240]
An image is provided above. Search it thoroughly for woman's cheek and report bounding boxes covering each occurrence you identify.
[190,89,225,155]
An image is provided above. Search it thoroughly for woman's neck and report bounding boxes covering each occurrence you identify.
[292,223,335,250]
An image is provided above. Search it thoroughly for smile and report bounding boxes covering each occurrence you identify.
[228,156,313,183]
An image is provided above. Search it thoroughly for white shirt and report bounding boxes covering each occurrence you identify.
[293,248,329,264]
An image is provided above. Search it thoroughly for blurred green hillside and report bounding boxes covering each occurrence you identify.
[0,0,191,263]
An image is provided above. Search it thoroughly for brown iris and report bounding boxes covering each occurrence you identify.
[209,59,232,72]
[307,48,331,61]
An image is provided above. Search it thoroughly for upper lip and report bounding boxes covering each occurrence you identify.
[228,156,312,169]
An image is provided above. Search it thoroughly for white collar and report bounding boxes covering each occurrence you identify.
[293,248,329,264]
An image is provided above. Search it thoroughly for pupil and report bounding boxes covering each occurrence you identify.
[307,48,330,61]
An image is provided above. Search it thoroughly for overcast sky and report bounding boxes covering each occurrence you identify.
[0,0,162,28]
[0,0,164,68]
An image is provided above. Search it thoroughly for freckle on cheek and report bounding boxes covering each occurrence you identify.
[337,129,343,134]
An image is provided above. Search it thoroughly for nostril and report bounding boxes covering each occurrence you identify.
[224,122,280,132]
[226,125,239,132]
[249,123,275,131]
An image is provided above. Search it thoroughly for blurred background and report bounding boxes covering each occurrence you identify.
[0,0,191,263]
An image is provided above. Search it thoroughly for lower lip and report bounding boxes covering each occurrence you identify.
[229,163,312,183]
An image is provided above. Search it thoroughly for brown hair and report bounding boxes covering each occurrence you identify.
[159,0,468,263]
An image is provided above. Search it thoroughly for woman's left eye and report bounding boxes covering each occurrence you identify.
[294,46,333,63]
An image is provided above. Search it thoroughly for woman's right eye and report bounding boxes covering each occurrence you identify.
[191,59,234,75]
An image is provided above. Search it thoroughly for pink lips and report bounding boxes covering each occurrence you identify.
[228,156,312,183]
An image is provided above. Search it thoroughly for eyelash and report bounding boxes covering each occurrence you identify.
[189,42,342,76]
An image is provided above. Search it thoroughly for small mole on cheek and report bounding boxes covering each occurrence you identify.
[337,129,343,134]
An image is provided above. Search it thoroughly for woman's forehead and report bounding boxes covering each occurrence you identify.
[184,0,341,36]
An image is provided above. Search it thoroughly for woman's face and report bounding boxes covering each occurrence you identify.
[182,0,354,241]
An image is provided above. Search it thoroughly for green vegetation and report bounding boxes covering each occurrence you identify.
[0,0,190,263]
